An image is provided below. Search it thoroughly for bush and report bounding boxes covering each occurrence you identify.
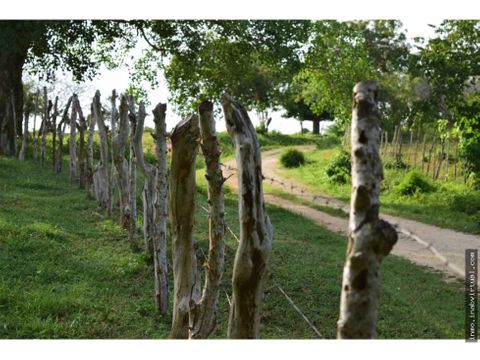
[325,149,351,184]
[280,148,305,168]
[450,192,480,215]
[384,158,409,170]
[395,171,436,196]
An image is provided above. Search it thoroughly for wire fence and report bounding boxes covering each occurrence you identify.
[220,162,465,279]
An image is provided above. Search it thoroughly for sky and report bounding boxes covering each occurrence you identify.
[24,20,441,134]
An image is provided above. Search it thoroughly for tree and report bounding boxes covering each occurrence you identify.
[0,20,133,155]
[411,21,480,184]
[295,20,412,131]
[131,20,311,116]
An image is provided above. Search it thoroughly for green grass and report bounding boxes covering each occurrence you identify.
[279,147,480,234]
[0,156,465,339]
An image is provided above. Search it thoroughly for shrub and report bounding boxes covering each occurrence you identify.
[280,148,305,168]
[384,158,409,170]
[325,149,351,184]
[395,171,436,196]
[450,192,480,215]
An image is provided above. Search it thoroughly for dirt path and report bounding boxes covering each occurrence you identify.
[224,146,480,281]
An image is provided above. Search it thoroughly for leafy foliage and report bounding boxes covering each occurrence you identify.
[394,171,436,196]
[325,149,351,184]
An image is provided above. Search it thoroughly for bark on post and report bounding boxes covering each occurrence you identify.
[169,114,201,339]
[56,120,67,174]
[69,94,78,183]
[110,90,118,216]
[188,100,226,339]
[18,95,30,161]
[132,102,155,254]
[92,91,111,210]
[113,95,132,235]
[56,97,73,174]
[128,97,138,250]
[152,103,169,314]
[51,97,59,172]
[74,97,87,188]
[40,87,48,167]
[337,81,397,339]
[85,112,95,198]
[222,94,273,339]
[32,90,40,162]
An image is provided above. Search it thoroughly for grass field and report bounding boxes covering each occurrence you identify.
[0,155,465,339]
[278,146,480,234]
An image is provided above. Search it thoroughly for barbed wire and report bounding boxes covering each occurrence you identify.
[219,162,466,280]
[198,203,324,338]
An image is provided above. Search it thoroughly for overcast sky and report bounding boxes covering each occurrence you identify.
[24,20,440,134]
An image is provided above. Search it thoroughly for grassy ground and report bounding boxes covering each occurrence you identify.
[0,155,465,339]
[278,146,480,234]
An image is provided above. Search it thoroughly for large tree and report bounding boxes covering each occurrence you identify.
[129,20,311,116]
[0,20,133,155]
[294,20,412,131]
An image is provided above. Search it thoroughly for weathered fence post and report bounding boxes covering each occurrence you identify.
[32,90,40,162]
[18,94,30,161]
[112,95,132,235]
[69,94,78,183]
[56,97,73,174]
[152,103,169,314]
[110,90,118,216]
[128,97,138,249]
[132,101,155,255]
[169,114,201,339]
[51,97,59,172]
[40,87,48,167]
[74,97,87,188]
[222,94,273,339]
[92,91,111,210]
[337,81,397,339]
[85,111,95,198]
[189,100,226,339]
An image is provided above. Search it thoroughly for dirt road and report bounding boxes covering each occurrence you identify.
[223,146,480,281]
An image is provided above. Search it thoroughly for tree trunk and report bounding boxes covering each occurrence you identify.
[128,100,138,251]
[222,94,273,339]
[189,100,226,339]
[312,118,320,135]
[74,97,87,188]
[169,114,201,339]
[92,91,111,211]
[152,103,169,314]
[18,95,30,161]
[109,90,118,216]
[0,48,26,156]
[112,95,132,234]
[85,113,95,198]
[69,94,78,183]
[337,81,397,339]
[40,87,48,167]
[56,97,73,174]
[51,97,59,172]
